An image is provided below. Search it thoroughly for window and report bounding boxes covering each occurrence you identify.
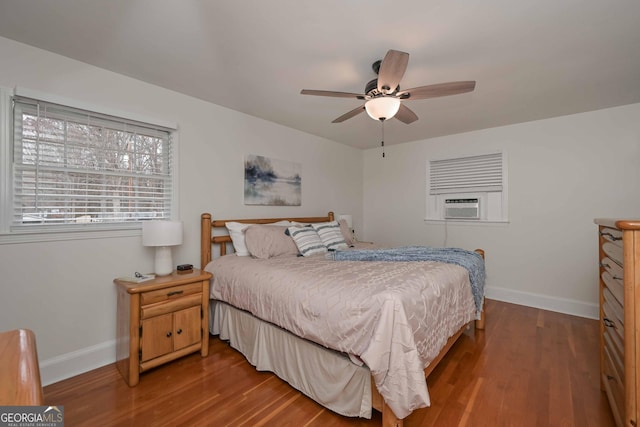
[426,152,508,222]
[1,89,177,239]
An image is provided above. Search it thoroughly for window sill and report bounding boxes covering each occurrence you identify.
[423,219,510,226]
[0,227,141,245]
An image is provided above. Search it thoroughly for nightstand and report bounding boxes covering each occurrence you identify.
[114,269,212,386]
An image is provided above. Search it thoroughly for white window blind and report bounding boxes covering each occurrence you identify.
[12,96,174,230]
[429,152,503,195]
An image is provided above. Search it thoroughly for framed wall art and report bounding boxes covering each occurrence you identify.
[244,155,301,206]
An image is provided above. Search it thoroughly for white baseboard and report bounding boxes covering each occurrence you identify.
[40,339,116,386]
[39,288,598,386]
[485,286,599,320]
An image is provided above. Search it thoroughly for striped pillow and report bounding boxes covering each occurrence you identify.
[287,226,327,256]
[311,221,348,251]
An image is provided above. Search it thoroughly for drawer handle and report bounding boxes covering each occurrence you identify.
[612,275,623,280]
[177,328,183,335]
[166,332,172,338]
[600,232,622,241]
[603,318,615,328]
[167,290,184,297]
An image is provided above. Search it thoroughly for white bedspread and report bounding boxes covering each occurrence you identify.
[206,252,477,419]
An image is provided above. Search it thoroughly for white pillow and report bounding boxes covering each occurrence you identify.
[287,226,327,257]
[311,221,348,250]
[226,220,291,256]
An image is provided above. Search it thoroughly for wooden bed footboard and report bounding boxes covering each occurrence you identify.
[372,322,469,427]
[201,212,486,427]
[373,248,485,427]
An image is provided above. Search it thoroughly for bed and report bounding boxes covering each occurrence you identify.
[200,211,485,427]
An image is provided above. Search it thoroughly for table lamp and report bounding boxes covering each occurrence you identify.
[337,214,354,239]
[337,214,353,231]
[142,220,183,276]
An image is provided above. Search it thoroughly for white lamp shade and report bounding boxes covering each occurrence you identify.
[337,214,353,229]
[142,220,183,247]
[142,220,183,276]
[365,97,401,121]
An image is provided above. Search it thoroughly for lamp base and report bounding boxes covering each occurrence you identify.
[154,246,174,276]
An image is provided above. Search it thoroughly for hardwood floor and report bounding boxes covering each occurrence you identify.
[44,300,615,426]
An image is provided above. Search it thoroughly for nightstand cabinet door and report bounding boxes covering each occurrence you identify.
[173,305,201,351]
[141,313,174,362]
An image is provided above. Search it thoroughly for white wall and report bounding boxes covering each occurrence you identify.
[363,103,640,318]
[0,37,363,385]
[3,32,637,386]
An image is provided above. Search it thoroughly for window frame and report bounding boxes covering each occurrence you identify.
[0,87,179,244]
[425,151,508,224]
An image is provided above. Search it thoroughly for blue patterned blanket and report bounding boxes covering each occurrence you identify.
[328,246,485,312]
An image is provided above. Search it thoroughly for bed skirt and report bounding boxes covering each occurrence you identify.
[209,300,372,418]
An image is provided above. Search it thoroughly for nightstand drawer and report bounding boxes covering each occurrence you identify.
[141,293,202,319]
[140,282,203,305]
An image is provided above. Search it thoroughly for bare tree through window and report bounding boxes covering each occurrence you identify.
[13,98,173,228]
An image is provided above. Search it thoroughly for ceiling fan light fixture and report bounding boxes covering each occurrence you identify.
[301,49,475,125]
[364,96,401,121]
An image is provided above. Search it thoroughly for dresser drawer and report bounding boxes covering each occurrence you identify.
[603,287,624,326]
[604,328,624,382]
[141,282,203,305]
[600,227,623,244]
[602,271,624,308]
[601,256,624,282]
[605,318,624,361]
[603,347,625,424]
[603,242,624,267]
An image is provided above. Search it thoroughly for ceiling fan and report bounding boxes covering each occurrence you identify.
[301,49,476,124]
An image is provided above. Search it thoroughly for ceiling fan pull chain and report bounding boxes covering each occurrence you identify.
[380,119,385,158]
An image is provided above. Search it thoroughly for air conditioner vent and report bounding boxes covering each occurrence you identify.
[444,198,480,220]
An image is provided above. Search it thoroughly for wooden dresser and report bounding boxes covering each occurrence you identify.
[595,218,640,427]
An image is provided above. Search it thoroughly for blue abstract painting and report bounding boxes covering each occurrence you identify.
[244,155,301,206]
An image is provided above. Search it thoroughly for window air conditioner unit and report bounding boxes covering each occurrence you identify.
[444,198,480,220]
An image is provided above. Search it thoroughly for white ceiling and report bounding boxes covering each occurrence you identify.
[0,0,639,149]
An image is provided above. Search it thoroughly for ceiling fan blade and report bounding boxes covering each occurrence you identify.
[395,103,418,124]
[398,81,476,100]
[332,105,365,123]
[301,89,365,99]
[377,50,409,94]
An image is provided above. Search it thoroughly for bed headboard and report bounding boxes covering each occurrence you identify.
[200,211,335,269]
